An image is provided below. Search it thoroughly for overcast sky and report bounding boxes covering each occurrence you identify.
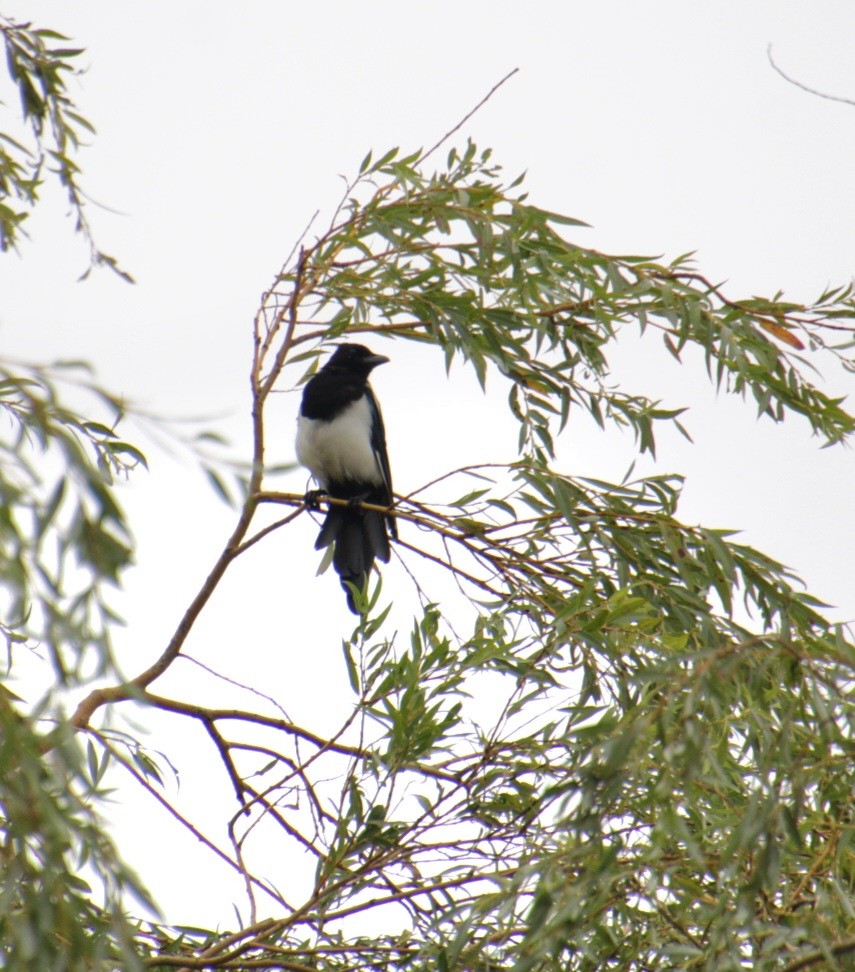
[2,0,854,925]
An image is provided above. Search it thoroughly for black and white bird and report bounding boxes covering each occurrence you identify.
[295,344,396,613]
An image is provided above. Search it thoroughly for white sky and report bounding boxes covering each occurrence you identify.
[2,0,854,927]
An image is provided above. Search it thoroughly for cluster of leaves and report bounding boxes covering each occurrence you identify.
[381,468,854,971]
[161,453,849,971]
[1,19,154,970]
[1,14,129,277]
[279,141,855,456]
[0,700,152,970]
[0,360,144,683]
[125,567,853,972]
[0,359,153,971]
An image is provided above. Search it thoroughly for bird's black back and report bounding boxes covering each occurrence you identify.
[300,369,366,422]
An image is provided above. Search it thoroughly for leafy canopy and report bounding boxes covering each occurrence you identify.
[2,20,855,972]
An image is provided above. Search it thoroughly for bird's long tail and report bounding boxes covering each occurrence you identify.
[315,505,391,613]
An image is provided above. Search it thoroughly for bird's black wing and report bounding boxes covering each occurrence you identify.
[365,384,397,540]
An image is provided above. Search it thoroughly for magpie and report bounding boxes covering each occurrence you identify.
[295,344,397,613]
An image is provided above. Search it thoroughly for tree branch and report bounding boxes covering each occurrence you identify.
[419,68,520,164]
[92,732,290,911]
[768,44,855,107]
[781,936,855,972]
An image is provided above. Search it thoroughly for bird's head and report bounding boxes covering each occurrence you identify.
[323,344,390,377]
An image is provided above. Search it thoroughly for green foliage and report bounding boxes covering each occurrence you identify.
[0,15,130,277]
[0,357,150,968]
[1,21,147,957]
[212,139,851,970]
[0,703,150,971]
[0,360,141,683]
[3,19,855,970]
[281,141,854,456]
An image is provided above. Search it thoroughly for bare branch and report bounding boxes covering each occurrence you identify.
[767,44,855,107]
[418,68,520,164]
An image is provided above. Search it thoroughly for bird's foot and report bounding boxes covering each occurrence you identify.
[304,488,328,510]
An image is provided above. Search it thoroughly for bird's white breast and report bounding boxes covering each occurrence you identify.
[296,396,382,488]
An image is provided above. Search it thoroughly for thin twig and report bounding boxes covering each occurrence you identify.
[233,507,305,556]
[767,45,855,107]
[181,654,293,722]
[418,68,520,164]
[231,780,322,861]
[91,732,290,911]
[228,741,335,826]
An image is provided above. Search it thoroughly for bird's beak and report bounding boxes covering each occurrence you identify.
[367,354,390,368]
